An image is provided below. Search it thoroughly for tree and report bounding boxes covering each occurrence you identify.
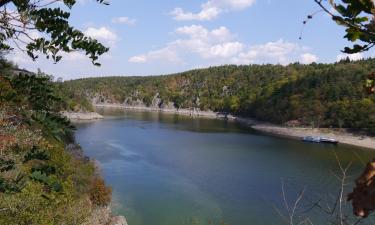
[313,0,375,54]
[311,0,375,219]
[309,1,375,96]
[0,0,109,65]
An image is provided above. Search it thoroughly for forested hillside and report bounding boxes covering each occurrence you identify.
[61,58,375,132]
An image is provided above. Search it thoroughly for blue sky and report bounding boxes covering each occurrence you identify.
[9,0,375,80]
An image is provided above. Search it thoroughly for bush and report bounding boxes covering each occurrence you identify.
[89,177,112,207]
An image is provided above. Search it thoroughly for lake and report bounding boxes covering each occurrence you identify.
[75,108,375,225]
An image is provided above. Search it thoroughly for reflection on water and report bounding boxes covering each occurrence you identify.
[75,108,375,225]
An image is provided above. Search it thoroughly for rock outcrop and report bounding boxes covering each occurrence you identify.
[109,216,128,225]
[84,207,128,225]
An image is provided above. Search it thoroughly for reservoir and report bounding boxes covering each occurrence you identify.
[75,108,375,225]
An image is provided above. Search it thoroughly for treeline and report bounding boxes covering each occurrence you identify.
[0,58,112,224]
[61,58,375,132]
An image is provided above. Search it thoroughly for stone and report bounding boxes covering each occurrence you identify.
[109,216,128,225]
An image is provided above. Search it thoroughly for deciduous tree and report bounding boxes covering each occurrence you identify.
[0,0,109,65]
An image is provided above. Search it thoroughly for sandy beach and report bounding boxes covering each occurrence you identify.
[94,104,375,150]
[62,111,104,121]
[251,124,375,150]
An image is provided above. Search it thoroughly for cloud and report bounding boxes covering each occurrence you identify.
[231,39,305,65]
[10,53,33,65]
[112,17,137,26]
[129,25,239,63]
[60,51,86,61]
[204,42,244,58]
[128,56,147,63]
[170,0,256,21]
[84,27,118,46]
[170,7,221,21]
[337,53,364,61]
[129,47,182,64]
[300,53,318,64]
[175,25,234,43]
[129,25,313,66]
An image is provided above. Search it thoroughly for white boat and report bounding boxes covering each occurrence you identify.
[302,136,321,143]
[320,137,339,144]
[302,136,338,144]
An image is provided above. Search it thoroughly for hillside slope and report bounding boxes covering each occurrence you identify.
[61,59,375,132]
[0,59,123,224]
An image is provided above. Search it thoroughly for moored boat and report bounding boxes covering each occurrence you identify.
[320,137,339,144]
[302,136,338,144]
[302,136,321,143]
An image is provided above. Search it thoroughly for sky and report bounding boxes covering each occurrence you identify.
[8,0,375,80]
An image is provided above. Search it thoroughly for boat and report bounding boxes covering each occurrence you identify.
[302,136,338,144]
[302,136,321,143]
[320,137,339,144]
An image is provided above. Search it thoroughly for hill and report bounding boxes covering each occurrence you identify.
[60,58,375,133]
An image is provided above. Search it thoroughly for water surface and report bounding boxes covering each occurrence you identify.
[75,108,375,225]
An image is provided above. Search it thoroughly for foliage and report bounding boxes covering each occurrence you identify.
[0,0,109,65]
[0,58,112,224]
[313,0,375,54]
[311,1,375,93]
[2,70,76,142]
[62,58,375,133]
[88,177,112,207]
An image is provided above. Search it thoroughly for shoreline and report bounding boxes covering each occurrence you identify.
[62,111,104,121]
[94,103,236,119]
[94,104,375,151]
[66,144,128,225]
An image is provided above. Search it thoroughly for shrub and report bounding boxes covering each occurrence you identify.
[89,177,112,207]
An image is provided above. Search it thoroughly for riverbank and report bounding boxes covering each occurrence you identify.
[62,111,104,121]
[94,104,375,150]
[66,144,128,225]
[252,124,375,150]
[94,103,236,119]
[64,118,127,225]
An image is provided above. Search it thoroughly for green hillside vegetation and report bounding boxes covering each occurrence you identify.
[61,58,375,133]
[0,59,112,224]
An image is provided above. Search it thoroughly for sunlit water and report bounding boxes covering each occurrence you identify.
[75,108,375,225]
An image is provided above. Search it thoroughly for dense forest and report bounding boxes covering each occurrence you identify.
[0,58,113,224]
[60,58,375,133]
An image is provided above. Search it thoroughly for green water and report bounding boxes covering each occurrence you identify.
[75,108,375,225]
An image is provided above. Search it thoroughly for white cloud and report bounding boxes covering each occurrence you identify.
[84,27,118,46]
[337,53,364,62]
[129,25,312,66]
[170,0,256,21]
[112,17,137,26]
[129,56,147,63]
[207,0,256,10]
[231,39,306,65]
[129,47,182,64]
[129,25,239,63]
[129,47,182,63]
[60,51,86,61]
[10,53,33,65]
[204,42,244,58]
[175,25,234,43]
[170,7,221,21]
[300,53,318,64]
